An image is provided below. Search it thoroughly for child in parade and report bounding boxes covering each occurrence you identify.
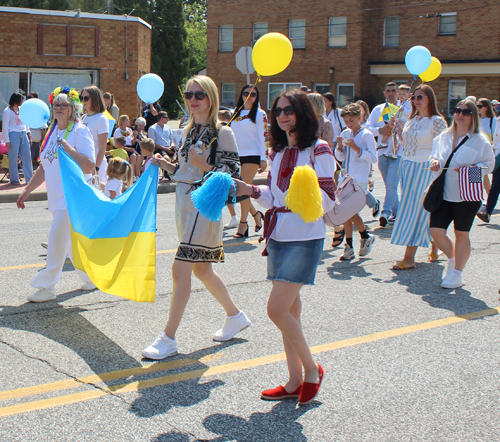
[133,137,155,178]
[336,104,377,260]
[113,115,135,155]
[142,75,251,360]
[104,157,132,200]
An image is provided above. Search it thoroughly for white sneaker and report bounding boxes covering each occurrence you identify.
[142,333,178,359]
[443,260,455,281]
[359,236,375,257]
[441,271,464,289]
[213,311,251,341]
[224,216,239,229]
[28,288,56,303]
[340,244,355,260]
[80,282,97,291]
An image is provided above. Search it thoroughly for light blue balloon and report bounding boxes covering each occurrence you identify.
[137,73,164,104]
[19,98,50,129]
[405,46,432,76]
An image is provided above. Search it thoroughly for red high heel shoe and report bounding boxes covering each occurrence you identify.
[261,385,302,401]
[298,364,324,405]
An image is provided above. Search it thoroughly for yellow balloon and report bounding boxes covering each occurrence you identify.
[419,57,442,83]
[252,33,293,77]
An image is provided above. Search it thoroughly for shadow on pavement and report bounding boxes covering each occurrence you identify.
[326,258,373,281]
[152,400,321,441]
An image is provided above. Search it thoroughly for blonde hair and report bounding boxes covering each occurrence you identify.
[117,115,129,127]
[447,99,481,136]
[307,93,326,118]
[340,103,362,117]
[106,157,132,188]
[139,137,155,153]
[53,94,78,121]
[183,75,220,134]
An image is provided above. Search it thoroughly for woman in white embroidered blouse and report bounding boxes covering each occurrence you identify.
[391,85,448,270]
[234,89,336,405]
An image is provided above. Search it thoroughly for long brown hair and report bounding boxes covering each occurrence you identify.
[409,84,444,120]
[478,98,496,119]
[83,85,106,114]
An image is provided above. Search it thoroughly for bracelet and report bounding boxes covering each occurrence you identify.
[250,185,261,199]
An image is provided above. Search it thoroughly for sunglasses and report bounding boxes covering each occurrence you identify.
[242,91,257,98]
[273,106,295,117]
[454,108,472,116]
[80,95,90,102]
[53,104,70,109]
[411,95,426,101]
[183,91,208,100]
[476,104,484,109]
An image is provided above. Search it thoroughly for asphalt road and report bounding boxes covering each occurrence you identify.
[1,174,500,441]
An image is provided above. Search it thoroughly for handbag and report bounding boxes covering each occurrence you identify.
[310,140,367,227]
[423,135,469,213]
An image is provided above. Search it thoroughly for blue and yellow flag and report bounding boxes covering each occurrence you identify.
[378,102,400,123]
[59,149,158,302]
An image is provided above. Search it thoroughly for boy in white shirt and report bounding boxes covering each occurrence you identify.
[335,103,377,260]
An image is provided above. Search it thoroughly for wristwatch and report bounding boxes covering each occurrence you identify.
[95,166,100,171]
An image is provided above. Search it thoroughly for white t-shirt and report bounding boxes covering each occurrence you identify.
[82,113,109,184]
[40,122,95,212]
[325,109,344,141]
[229,108,268,160]
[480,117,497,142]
[104,177,123,198]
[113,127,133,146]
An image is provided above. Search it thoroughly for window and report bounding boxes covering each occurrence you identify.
[448,80,466,116]
[221,83,236,107]
[383,17,399,47]
[289,20,306,49]
[219,25,233,52]
[439,12,457,35]
[314,83,330,95]
[328,17,347,47]
[337,83,355,107]
[268,83,301,109]
[253,22,268,44]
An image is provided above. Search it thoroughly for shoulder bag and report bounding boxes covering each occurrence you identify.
[423,135,469,213]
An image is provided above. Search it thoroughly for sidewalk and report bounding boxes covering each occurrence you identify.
[0,171,268,204]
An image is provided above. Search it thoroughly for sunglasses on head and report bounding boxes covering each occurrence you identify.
[242,91,257,98]
[411,94,426,101]
[454,108,472,116]
[273,106,295,117]
[183,91,208,100]
[79,95,90,102]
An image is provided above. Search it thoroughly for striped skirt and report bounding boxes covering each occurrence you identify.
[391,159,433,247]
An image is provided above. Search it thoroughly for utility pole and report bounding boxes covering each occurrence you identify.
[107,0,114,15]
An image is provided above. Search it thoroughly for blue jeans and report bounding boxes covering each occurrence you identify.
[378,155,400,218]
[8,131,33,184]
[366,191,377,208]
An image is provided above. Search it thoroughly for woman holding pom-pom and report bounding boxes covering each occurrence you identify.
[142,76,251,360]
[234,89,336,405]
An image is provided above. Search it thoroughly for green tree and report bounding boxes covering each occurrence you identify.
[184,0,207,77]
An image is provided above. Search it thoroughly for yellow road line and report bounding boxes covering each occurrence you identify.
[0,306,497,418]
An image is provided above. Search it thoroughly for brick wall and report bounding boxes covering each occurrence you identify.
[207,0,500,113]
[0,8,151,120]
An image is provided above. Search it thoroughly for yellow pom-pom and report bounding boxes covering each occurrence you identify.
[284,165,324,223]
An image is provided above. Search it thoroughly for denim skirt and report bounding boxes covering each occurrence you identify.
[267,238,324,285]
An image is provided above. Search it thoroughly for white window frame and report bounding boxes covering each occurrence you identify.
[383,16,399,47]
[439,12,457,35]
[253,22,268,45]
[221,83,236,107]
[448,79,466,116]
[267,82,302,110]
[313,83,330,95]
[328,16,347,48]
[289,20,306,49]
[219,25,233,52]
[336,83,355,107]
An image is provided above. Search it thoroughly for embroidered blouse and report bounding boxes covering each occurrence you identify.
[253,140,337,242]
[401,115,447,162]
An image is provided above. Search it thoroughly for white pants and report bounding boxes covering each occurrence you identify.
[31,210,92,291]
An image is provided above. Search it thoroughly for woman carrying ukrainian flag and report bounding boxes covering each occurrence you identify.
[16,86,97,302]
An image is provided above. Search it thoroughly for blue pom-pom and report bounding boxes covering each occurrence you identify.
[191,172,234,222]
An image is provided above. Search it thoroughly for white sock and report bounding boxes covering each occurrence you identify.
[453,269,462,277]
[229,311,242,319]
[447,257,455,268]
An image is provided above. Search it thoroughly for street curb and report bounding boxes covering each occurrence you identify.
[0,177,267,204]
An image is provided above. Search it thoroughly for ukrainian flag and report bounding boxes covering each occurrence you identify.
[378,102,400,123]
[59,149,158,302]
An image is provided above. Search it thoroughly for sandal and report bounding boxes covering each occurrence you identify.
[428,251,439,262]
[392,261,416,270]
[332,228,345,247]
[233,222,248,239]
[253,211,264,232]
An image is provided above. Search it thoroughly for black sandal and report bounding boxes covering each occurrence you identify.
[253,211,264,232]
[233,222,249,238]
[332,228,345,248]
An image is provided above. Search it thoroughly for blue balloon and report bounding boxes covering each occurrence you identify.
[137,73,164,104]
[405,46,432,76]
[19,98,50,129]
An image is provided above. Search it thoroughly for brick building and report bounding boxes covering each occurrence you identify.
[207,0,500,116]
[0,6,151,124]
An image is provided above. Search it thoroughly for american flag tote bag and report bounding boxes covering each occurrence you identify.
[459,166,483,201]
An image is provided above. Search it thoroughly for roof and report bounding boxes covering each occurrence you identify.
[0,6,152,29]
